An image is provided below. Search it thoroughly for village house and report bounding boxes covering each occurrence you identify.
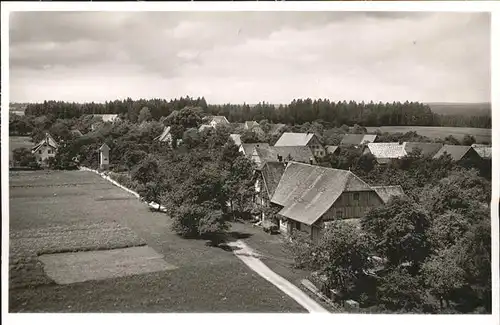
[198,115,230,131]
[31,133,59,167]
[90,114,120,131]
[471,144,492,160]
[155,126,183,147]
[274,132,325,157]
[244,121,265,136]
[433,144,482,162]
[240,143,270,158]
[251,145,316,169]
[363,142,406,164]
[270,162,404,241]
[340,134,377,146]
[402,142,443,158]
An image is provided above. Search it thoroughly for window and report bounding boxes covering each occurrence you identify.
[354,193,360,201]
[336,210,343,218]
[38,150,42,154]
[48,150,52,154]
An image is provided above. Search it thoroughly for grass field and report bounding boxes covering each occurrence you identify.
[9,170,306,312]
[364,126,491,144]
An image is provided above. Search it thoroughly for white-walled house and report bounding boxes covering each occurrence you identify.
[31,133,59,166]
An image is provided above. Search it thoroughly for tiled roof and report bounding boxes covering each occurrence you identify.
[403,142,443,157]
[340,134,377,146]
[198,124,212,132]
[366,143,406,159]
[245,121,259,129]
[253,146,315,168]
[241,143,270,158]
[471,144,492,159]
[372,185,405,204]
[260,161,286,199]
[271,162,373,225]
[274,132,315,147]
[361,134,377,144]
[433,145,477,161]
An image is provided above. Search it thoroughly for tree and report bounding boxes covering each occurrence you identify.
[376,266,425,311]
[131,155,160,185]
[462,134,476,146]
[287,222,372,297]
[138,106,152,123]
[123,150,148,170]
[362,196,431,272]
[223,156,255,218]
[240,130,261,143]
[421,248,466,310]
[12,148,39,168]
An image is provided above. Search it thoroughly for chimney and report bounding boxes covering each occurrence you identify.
[277,154,283,162]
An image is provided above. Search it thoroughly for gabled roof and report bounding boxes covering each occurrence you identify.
[229,134,242,146]
[274,132,315,147]
[326,145,339,154]
[198,124,212,132]
[93,114,119,122]
[32,133,58,152]
[366,143,406,159]
[244,121,259,129]
[471,144,492,159]
[340,134,377,146]
[271,162,374,225]
[208,115,230,125]
[372,186,405,204]
[241,143,270,158]
[433,145,478,161]
[155,126,171,142]
[403,142,443,157]
[260,161,286,199]
[253,146,315,168]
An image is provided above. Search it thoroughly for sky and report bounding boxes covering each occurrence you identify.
[9,11,491,104]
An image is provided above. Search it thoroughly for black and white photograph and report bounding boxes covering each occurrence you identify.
[1,2,498,322]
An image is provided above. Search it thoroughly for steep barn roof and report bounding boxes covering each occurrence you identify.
[271,162,374,225]
[32,133,58,152]
[366,143,406,160]
[274,132,315,147]
[260,161,287,199]
[254,146,315,168]
[372,186,405,204]
[433,145,478,161]
[229,134,242,146]
[241,143,270,158]
[403,142,443,157]
[471,144,492,159]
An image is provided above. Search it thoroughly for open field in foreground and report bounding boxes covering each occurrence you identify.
[365,126,491,143]
[9,170,305,312]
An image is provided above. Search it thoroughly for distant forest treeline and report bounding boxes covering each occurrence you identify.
[22,97,491,128]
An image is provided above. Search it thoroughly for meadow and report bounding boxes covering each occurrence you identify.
[364,126,492,143]
[9,170,306,312]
